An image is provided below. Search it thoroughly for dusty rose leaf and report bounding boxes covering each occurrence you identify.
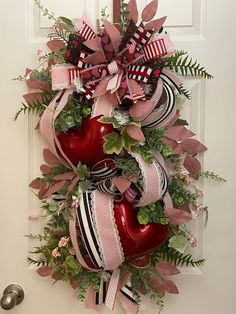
[181,139,207,154]
[161,137,179,151]
[141,0,158,22]
[43,180,66,198]
[162,280,179,294]
[164,208,193,225]
[166,126,195,142]
[67,176,80,193]
[145,16,167,31]
[112,176,131,193]
[37,266,53,277]
[40,164,52,174]
[184,155,201,174]
[70,279,80,290]
[53,171,75,181]
[155,279,166,297]
[126,125,145,142]
[172,145,185,154]
[29,178,44,190]
[26,79,51,91]
[93,80,109,98]
[38,185,49,200]
[84,52,106,64]
[129,100,155,119]
[23,92,43,105]
[47,39,65,52]
[156,261,180,276]
[127,0,138,24]
[43,149,60,166]
[83,38,101,52]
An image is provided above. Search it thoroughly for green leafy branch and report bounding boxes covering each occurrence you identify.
[55,94,91,132]
[164,50,213,79]
[179,84,191,100]
[115,157,141,179]
[154,246,205,268]
[34,0,57,22]
[14,90,56,121]
[120,0,129,34]
[137,202,169,225]
[200,171,227,182]
[169,179,198,207]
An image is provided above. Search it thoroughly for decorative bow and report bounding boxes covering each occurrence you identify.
[51,19,175,106]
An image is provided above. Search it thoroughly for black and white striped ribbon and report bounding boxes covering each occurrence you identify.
[76,191,103,268]
[155,159,169,197]
[142,81,176,128]
[95,271,137,305]
[96,178,121,196]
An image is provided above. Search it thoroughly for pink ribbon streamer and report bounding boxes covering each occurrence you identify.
[92,94,114,118]
[130,152,162,207]
[39,88,76,169]
[69,218,99,272]
[92,190,124,270]
[105,269,121,310]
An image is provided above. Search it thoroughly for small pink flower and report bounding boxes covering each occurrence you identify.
[69,248,76,256]
[51,248,60,258]
[71,195,79,209]
[188,236,198,248]
[58,236,69,248]
[190,203,204,219]
[37,49,46,58]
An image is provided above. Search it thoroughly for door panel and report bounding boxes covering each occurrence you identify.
[0,0,235,313]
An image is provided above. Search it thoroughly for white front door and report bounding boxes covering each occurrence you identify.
[0,0,236,313]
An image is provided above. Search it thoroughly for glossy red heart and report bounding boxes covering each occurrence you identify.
[114,200,168,259]
[57,116,115,167]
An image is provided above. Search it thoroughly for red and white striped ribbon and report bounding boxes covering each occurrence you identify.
[142,34,175,62]
[78,21,97,40]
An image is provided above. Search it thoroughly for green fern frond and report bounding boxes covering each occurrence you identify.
[14,91,56,121]
[27,256,47,267]
[200,171,227,182]
[164,50,213,79]
[179,84,191,100]
[158,247,205,267]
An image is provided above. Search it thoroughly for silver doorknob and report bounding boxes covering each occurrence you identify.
[0,284,24,310]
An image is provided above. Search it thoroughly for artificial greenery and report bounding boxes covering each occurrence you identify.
[14,90,56,121]
[115,157,141,179]
[200,171,227,182]
[164,50,214,79]
[137,202,169,225]
[55,94,91,132]
[169,179,198,207]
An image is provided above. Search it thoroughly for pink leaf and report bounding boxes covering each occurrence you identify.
[184,155,201,174]
[43,180,66,198]
[26,79,51,91]
[126,125,145,142]
[156,261,180,276]
[141,0,158,22]
[53,172,75,181]
[93,80,109,98]
[181,139,207,154]
[43,149,60,166]
[70,279,80,290]
[37,266,53,277]
[38,184,49,200]
[164,208,193,225]
[161,137,179,152]
[162,280,179,294]
[84,52,106,64]
[67,176,80,193]
[155,279,165,297]
[127,0,138,24]
[129,100,155,119]
[40,164,52,174]
[47,39,65,52]
[145,16,167,31]
[23,93,43,105]
[166,126,195,142]
[112,177,131,193]
[83,38,101,52]
[29,178,44,190]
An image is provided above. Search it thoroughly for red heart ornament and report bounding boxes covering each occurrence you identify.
[114,200,168,259]
[57,116,115,167]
